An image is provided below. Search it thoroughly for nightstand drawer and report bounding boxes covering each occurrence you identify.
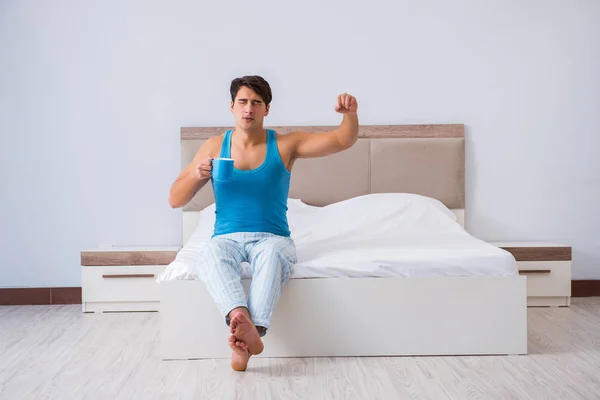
[517,261,571,297]
[82,265,165,303]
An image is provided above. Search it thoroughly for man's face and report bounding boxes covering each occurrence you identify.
[230,86,269,129]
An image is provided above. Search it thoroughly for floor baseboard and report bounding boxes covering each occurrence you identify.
[0,287,81,306]
[1,281,598,306]
[572,280,600,297]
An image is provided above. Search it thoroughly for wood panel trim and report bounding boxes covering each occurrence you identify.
[572,280,600,297]
[81,251,178,266]
[500,246,572,261]
[102,274,155,279]
[181,124,465,140]
[519,269,552,274]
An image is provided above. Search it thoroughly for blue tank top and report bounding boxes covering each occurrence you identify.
[211,129,291,237]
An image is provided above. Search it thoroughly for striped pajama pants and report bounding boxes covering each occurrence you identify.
[196,232,297,334]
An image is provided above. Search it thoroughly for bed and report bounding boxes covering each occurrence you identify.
[158,124,527,359]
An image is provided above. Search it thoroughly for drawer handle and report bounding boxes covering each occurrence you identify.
[519,269,551,274]
[102,274,155,279]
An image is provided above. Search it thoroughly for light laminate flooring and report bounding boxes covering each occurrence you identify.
[1,299,600,399]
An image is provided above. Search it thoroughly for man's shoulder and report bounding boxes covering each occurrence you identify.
[205,133,225,148]
[273,130,301,154]
[206,134,225,143]
[197,134,225,158]
[274,130,303,144]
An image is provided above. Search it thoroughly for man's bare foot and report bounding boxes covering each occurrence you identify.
[229,312,264,355]
[228,335,250,371]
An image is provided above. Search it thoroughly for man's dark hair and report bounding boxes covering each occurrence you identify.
[230,75,272,106]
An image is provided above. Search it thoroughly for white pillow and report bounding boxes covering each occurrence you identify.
[347,193,457,221]
[288,193,462,246]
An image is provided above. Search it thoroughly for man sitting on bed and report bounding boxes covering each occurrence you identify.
[168,75,359,371]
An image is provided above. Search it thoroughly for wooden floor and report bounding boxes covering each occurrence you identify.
[1,299,600,400]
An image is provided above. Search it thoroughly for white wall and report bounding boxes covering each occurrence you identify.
[1,0,599,286]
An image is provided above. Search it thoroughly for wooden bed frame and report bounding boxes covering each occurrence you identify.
[159,124,527,359]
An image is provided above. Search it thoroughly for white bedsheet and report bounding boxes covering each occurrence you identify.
[291,234,516,278]
[158,194,518,281]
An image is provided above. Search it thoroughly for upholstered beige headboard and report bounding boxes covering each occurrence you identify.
[180,124,465,243]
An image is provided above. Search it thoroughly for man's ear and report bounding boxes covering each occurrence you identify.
[265,104,270,116]
[230,101,234,113]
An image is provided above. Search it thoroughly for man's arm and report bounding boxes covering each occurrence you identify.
[168,136,220,208]
[291,93,359,159]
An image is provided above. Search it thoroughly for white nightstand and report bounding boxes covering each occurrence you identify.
[490,242,572,307]
[81,246,180,313]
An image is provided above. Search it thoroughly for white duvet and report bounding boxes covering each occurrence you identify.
[158,193,517,281]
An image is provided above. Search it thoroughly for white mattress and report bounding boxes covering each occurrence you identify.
[158,194,518,281]
[289,234,517,279]
[161,233,517,280]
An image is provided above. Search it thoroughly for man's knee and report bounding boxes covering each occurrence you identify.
[251,238,296,279]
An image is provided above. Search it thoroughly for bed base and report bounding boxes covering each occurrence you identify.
[159,275,527,359]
